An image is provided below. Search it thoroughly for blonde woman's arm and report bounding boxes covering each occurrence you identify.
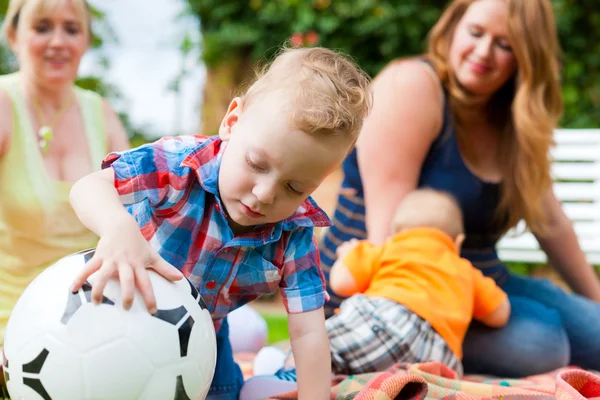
[0,88,13,157]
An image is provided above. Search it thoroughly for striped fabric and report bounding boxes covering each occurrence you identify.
[103,135,332,330]
[326,295,462,376]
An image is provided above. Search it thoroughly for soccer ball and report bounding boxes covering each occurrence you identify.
[2,249,216,400]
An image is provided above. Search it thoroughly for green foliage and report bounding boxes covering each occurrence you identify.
[187,0,600,128]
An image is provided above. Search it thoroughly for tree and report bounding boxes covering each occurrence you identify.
[185,0,600,132]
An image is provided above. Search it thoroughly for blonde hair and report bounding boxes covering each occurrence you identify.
[3,0,91,42]
[242,46,372,144]
[427,0,562,235]
[392,189,464,239]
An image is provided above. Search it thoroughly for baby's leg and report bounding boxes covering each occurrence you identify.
[327,295,461,375]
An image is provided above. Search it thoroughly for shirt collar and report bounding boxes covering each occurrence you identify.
[180,136,332,232]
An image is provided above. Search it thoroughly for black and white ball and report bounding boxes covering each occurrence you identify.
[3,249,216,400]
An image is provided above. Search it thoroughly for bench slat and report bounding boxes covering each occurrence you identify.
[551,147,600,161]
[498,249,600,265]
[554,129,600,144]
[563,203,600,220]
[552,163,600,181]
[553,182,600,200]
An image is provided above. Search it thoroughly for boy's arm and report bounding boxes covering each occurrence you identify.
[70,168,137,238]
[288,309,331,400]
[70,139,189,311]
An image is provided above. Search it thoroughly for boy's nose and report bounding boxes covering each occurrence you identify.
[252,183,276,205]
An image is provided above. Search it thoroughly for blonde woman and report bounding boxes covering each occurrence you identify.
[0,0,130,373]
[320,0,600,376]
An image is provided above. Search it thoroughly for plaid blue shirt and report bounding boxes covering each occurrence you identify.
[103,135,332,329]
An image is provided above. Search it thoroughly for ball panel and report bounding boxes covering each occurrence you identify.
[83,338,153,400]
[6,380,46,400]
[153,305,188,326]
[127,313,181,368]
[39,335,84,400]
[23,377,51,400]
[65,303,128,354]
[186,310,217,378]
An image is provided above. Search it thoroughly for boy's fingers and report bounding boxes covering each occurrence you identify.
[90,265,112,305]
[134,268,157,314]
[118,263,135,310]
[71,255,102,292]
[152,257,183,281]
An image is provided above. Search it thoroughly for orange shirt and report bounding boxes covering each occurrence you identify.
[343,227,507,359]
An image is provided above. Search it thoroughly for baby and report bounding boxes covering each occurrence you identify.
[327,188,511,375]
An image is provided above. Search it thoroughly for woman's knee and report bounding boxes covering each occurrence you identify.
[463,296,569,377]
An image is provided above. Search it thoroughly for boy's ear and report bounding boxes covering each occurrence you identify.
[219,97,243,141]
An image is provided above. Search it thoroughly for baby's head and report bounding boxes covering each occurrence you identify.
[217,47,372,233]
[392,189,465,248]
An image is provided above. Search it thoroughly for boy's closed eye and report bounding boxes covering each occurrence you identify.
[246,154,308,197]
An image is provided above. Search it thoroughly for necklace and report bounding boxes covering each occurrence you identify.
[32,92,74,153]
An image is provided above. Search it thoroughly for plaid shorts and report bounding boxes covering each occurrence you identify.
[326,294,463,376]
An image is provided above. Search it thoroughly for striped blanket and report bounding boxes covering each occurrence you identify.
[234,353,600,400]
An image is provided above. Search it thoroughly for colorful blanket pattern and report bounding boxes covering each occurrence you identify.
[234,353,600,400]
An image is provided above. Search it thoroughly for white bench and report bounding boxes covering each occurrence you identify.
[497,129,600,265]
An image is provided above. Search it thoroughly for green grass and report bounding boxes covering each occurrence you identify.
[263,312,290,344]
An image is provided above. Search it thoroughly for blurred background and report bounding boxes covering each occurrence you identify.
[0,0,597,292]
[0,0,598,145]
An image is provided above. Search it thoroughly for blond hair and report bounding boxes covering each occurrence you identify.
[392,189,464,239]
[427,0,562,235]
[3,0,91,42]
[242,46,372,144]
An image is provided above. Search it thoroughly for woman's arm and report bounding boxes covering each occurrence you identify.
[0,88,13,157]
[103,100,130,152]
[535,188,600,302]
[356,60,443,244]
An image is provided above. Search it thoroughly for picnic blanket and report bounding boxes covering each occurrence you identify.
[234,352,600,400]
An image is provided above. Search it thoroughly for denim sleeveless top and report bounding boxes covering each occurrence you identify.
[320,70,510,313]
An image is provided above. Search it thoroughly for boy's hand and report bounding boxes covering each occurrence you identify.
[336,238,360,259]
[71,216,182,314]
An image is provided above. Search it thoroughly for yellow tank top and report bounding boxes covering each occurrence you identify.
[0,73,108,345]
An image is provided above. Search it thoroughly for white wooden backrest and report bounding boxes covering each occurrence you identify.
[497,129,600,265]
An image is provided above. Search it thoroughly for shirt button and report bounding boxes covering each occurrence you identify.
[206,281,216,290]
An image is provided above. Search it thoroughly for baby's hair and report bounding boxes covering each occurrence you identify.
[392,189,464,239]
[241,46,372,144]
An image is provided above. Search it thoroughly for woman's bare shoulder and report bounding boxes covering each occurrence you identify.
[376,57,443,102]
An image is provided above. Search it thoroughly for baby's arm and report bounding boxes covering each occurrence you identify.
[478,298,510,328]
[329,239,362,296]
[288,309,330,400]
[472,266,511,328]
